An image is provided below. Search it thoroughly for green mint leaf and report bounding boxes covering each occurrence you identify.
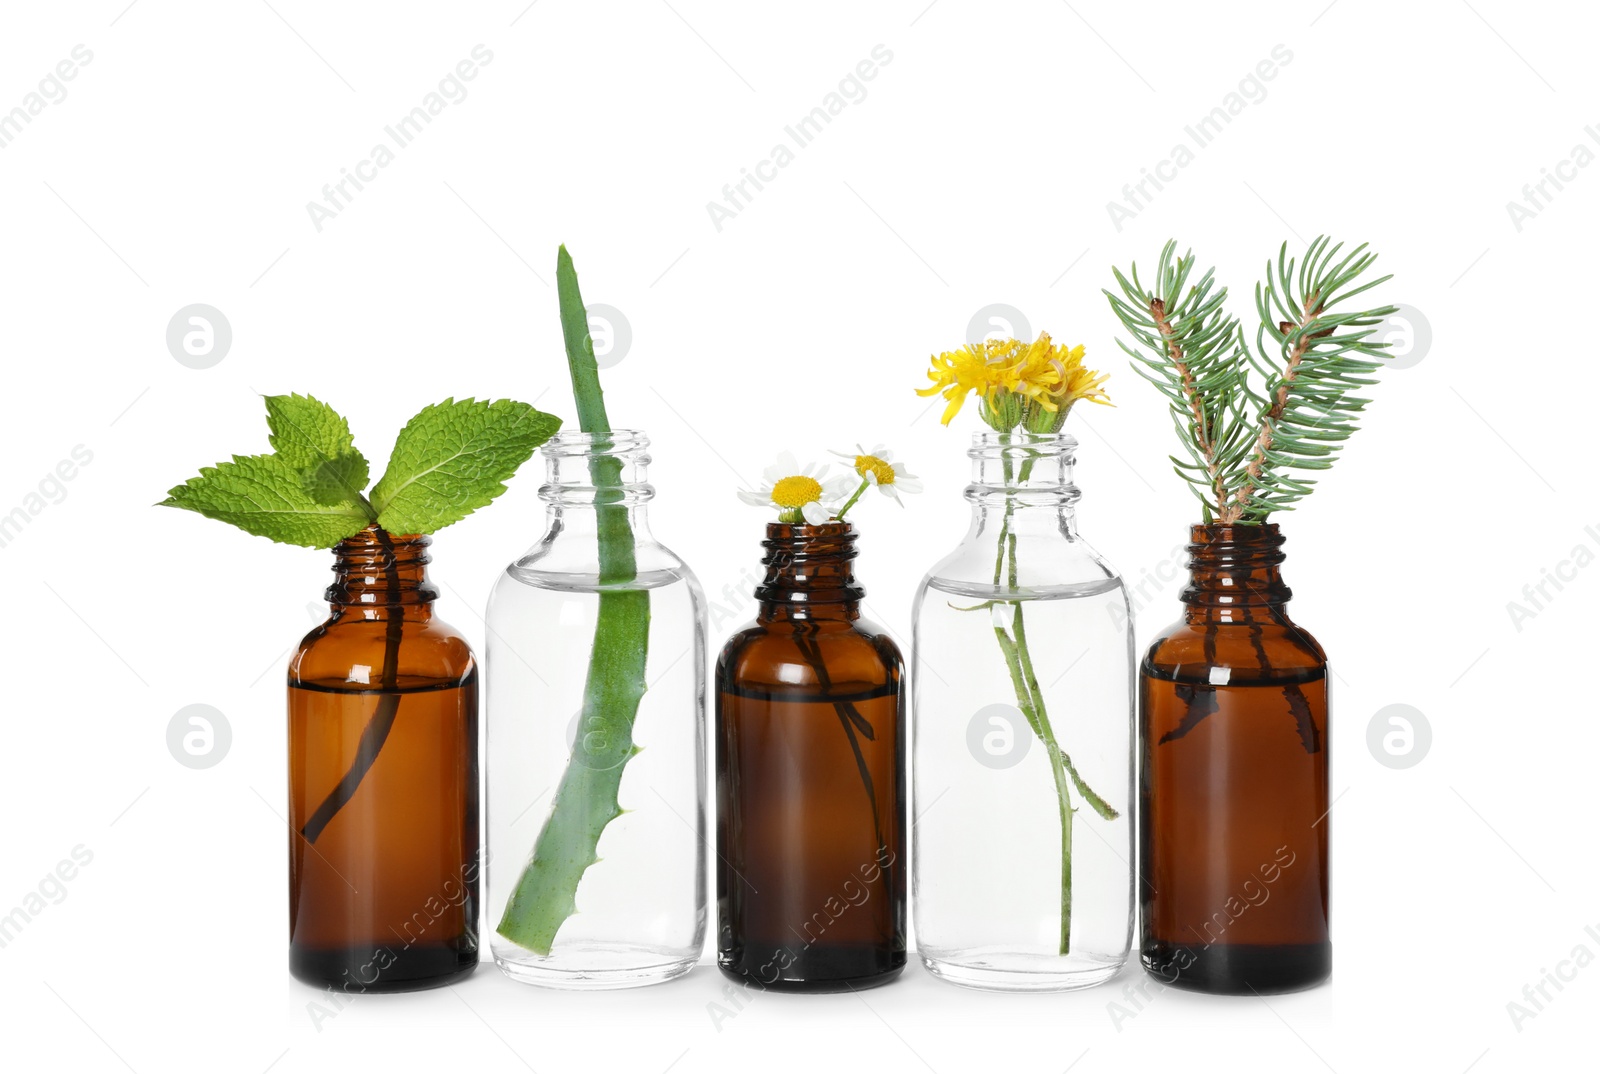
[305,454,371,506]
[160,453,373,548]
[264,393,372,504]
[370,398,561,535]
[264,393,359,466]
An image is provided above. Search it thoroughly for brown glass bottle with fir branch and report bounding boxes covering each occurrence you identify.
[716,522,906,992]
[1140,523,1329,994]
[288,524,479,992]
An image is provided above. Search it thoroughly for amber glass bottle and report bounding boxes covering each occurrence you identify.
[287,525,479,992]
[1140,523,1329,994]
[716,522,906,992]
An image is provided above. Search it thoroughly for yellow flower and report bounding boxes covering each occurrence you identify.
[917,332,1109,430]
[1056,357,1111,411]
[738,452,855,524]
[830,443,924,506]
[916,340,1019,426]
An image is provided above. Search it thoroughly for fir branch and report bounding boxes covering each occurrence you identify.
[1106,241,1254,522]
[1223,237,1397,522]
[1109,236,1397,524]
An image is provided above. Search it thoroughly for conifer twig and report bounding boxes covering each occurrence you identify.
[1107,236,1397,525]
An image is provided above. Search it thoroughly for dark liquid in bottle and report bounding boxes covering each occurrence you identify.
[717,680,905,993]
[1140,671,1329,994]
[288,676,479,992]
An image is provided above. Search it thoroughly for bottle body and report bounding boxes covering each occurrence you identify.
[1140,523,1330,994]
[912,432,1133,991]
[486,431,707,988]
[716,522,907,992]
[287,527,479,992]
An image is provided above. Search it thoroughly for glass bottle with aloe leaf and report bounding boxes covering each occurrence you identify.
[489,247,708,988]
[161,393,559,991]
[487,429,707,987]
[1108,236,1397,994]
[912,334,1134,991]
[716,448,917,992]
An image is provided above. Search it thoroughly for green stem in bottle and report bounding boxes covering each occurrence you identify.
[980,442,1117,956]
[989,622,1073,953]
[496,246,653,955]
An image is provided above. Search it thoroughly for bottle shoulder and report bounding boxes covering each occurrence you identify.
[921,530,1124,597]
[290,612,475,688]
[1142,612,1326,683]
[495,538,700,596]
[717,617,902,691]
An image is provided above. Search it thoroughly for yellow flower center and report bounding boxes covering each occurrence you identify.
[771,475,823,508]
[855,455,896,485]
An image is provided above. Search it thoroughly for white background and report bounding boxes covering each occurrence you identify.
[0,1,1592,1071]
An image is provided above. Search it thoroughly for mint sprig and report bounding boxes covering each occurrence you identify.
[161,452,374,547]
[265,392,372,506]
[370,398,561,536]
[162,394,560,545]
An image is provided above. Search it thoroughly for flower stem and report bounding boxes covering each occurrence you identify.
[1014,608,1118,820]
[833,478,870,521]
[982,447,1117,956]
[990,624,1075,953]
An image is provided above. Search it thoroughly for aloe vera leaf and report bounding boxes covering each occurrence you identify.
[495,246,653,954]
[496,589,650,952]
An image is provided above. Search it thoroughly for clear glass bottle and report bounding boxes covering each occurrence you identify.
[486,430,707,988]
[1140,523,1330,994]
[288,525,479,992]
[912,431,1133,991]
[716,521,907,992]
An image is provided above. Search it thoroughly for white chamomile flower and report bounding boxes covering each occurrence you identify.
[830,443,925,507]
[737,451,854,524]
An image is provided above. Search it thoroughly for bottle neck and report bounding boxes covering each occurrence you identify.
[1181,523,1292,621]
[539,429,655,539]
[756,522,864,622]
[326,526,437,610]
[966,431,1079,537]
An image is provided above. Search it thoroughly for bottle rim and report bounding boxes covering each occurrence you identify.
[967,429,1078,456]
[540,428,650,458]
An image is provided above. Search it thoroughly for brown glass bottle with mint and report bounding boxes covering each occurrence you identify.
[716,522,906,992]
[288,525,479,992]
[1140,523,1329,994]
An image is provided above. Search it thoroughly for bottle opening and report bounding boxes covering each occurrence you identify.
[966,431,1079,507]
[755,521,865,606]
[539,429,654,507]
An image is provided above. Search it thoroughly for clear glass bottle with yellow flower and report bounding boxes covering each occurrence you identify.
[911,334,1134,991]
